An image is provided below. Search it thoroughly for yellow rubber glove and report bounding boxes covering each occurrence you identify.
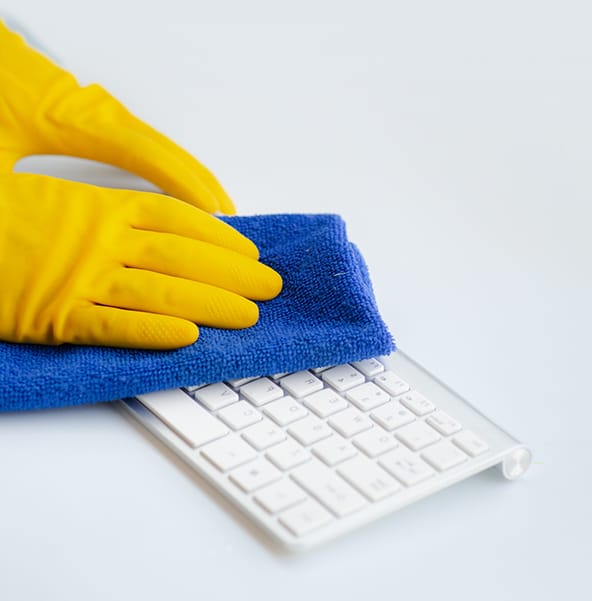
[0,21,283,349]
[0,173,282,348]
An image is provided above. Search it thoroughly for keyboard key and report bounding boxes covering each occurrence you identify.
[254,479,307,514]
[217,401,262,430]
[322,364,365,392]
[137,389,229,448]
[426,410,462,436]
[226,376,257,389]
[312,436,358,466]
[280,371,323,398]
[370,401,415,431]
[241,419,287,451]
[353,428,398,457]
[302,388,348,418]
[395,420,441,451]
[352,358,384,377]
[201,436,258,472]
[379,448,435,486]
[421,441,468,471]
[240,378,284,406]
[291,461,367,517]
[337,456,401,501]
[373,371,410,396]
[453,430,489,457]
[346,382,390,411]
[328,408,373,438]
[229,458,282,492]
[398,391,435,416]
[190,382,238,411]
[263,397,308,426]
[279,499,333,537]
[266,439,311,471]
[269,372,289,381]
[183,383,206,393]
[288,416,333,446]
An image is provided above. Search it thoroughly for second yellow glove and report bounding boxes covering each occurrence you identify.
[0,19,234,214]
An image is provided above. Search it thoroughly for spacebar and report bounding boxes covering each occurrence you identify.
[136,389,229,448]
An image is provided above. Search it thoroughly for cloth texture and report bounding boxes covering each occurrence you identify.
[0,214,394,412]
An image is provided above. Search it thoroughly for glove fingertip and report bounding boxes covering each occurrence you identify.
[239,237,260,261]
[231,298,259,329]
[138,317,199,349]
[255,266,283,301]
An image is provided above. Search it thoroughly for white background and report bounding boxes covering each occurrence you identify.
[1,1,591,599]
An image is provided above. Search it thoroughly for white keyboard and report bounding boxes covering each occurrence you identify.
[118,351,531,550]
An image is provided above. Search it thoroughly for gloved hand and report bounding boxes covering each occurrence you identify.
[0,173,282,348]
[0,21,283,349]
[0,19,234,213]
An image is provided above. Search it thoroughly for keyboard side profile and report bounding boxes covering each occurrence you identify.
[117,351,531,551]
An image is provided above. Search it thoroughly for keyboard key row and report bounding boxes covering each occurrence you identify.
[186,364,410,411]
[188,369,417,430]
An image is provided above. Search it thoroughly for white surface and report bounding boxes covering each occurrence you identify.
[0,0,590,599]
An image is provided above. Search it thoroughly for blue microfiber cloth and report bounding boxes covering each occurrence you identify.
[0,214,394,412]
